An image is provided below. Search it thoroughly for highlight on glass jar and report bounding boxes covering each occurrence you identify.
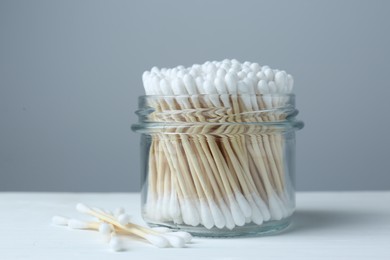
[132,59,304,237]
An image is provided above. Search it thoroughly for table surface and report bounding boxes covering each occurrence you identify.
[0,191,389,260]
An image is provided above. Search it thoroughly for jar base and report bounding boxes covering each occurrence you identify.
[146,216,292,238]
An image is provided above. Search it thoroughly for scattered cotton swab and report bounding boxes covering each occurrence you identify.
[109,233,124,252]
[52,216,69,226]
[68,219,99,230]
[52,203,193,252]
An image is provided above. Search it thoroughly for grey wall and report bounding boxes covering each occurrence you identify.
[1,0,389,192]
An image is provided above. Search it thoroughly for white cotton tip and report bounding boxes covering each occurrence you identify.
[160,78,174,95]
[228,195,245,226]
[246,71,257,80]
[169,191,181,219]
[181,200,200,226]
[274,71,287,92]
[221,62,230,71]
[162,194,171,219]
[216,68,227,78]
[207,62,217,75]
[257,80,269,94]
[263,68,275,81]
[208,200,225,229]
[192,63,201,70]
[231,62,241,71]
[114,207,125,218]
[238,81,252,110]
[243,67,251,74]
[243,61,251,67]
[170,68,178,78]
[145,196,156,219]
[214,77,227,94]
[183,74,198,94]
[52,216,69,226]
[199,199,214,229]
[163,234,186,248]
[154,197,163,220]
[204,80,220,107]
[195,77,205,94]
[109,235,124,252]
[244,77,259,110]
[151,227,171,233]
[246,195,264,225]
[268,193,284,220]
[203,79,217,94]
[142,71,150,84]
[171,78,187,95]
[117,214,130,226]
[245,216,251,223]
[243,77,255,91]
[189,68,198,78]
[225,72,238,93]
[177,69,185,78]
[268,81,277,94]
[287,74,294,92]
[215,77,230,107]
[256,71,266,80]
[237,71,246,79]
[150,66,159,74]
[143,77,153,95]
[166,231,192,243]
[144,234,169,248]
[222,58,231,65]
[76,203,91,214]
[176,65,185,70]
[154,76,165,95]
[219,199,235,230]
[250,63,261,72]
[68,219,90,229]
[252,193,271,221]
[99,222,113,235]
[235,192,252,218]
[160,68,167,74]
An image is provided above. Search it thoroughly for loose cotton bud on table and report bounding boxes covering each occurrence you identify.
[52,203,193,252]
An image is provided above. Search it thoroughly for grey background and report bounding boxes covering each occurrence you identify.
[1,0,389,192]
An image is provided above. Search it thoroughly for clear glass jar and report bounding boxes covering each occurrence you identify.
[132,94,303,237]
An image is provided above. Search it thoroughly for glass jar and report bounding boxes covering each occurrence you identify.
[132,94,303,237]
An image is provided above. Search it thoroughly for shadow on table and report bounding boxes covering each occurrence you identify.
[286,209,384,234]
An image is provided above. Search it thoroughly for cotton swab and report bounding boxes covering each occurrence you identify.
[99,222,113,236]
[53,203,193,251]
[68,219,99,230]
[109,233,124,252]
[52,216,69,226]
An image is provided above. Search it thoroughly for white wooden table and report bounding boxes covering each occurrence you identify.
[0,192,389,259]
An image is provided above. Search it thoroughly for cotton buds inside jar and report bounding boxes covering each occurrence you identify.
[132,59,304,237]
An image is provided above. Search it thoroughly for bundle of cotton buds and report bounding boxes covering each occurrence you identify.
[52,203,192,252]
[136,59,298,233]
[142,59,294,98]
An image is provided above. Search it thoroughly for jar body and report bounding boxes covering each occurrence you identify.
[133,94,303,237]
